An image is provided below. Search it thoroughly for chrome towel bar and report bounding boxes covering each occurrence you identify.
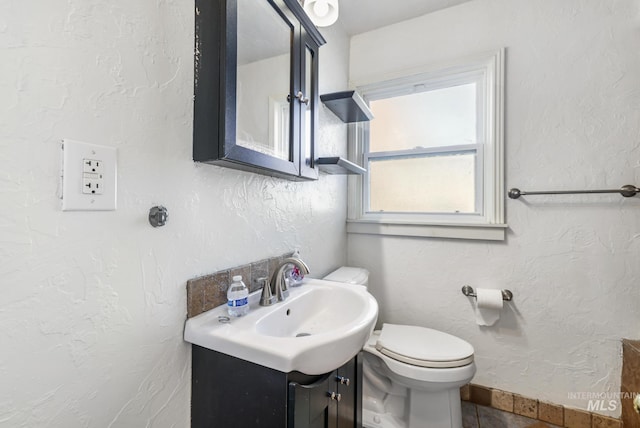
[462,285,513,302]
[508,184,639,199]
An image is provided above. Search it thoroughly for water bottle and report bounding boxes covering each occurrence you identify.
[227,275,249,317]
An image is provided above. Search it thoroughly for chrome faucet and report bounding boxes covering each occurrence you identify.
[259,257,310,306]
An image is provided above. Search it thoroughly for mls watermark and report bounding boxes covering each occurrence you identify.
[568,392,638,412]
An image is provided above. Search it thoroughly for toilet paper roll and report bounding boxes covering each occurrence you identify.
[475,288,503,326]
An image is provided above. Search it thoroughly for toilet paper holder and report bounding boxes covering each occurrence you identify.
[462,285,513,301]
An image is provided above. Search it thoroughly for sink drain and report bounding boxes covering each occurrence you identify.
[295,332,311,337]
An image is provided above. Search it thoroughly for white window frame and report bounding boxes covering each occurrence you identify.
[347,49,506,241]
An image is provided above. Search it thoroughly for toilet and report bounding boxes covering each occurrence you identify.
[323,267,476,428]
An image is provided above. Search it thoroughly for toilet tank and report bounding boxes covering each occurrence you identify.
[323,266,369,287]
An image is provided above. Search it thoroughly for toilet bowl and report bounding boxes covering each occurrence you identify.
[323,267,476,428]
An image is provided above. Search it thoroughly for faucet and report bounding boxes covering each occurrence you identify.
[259,257,310,306]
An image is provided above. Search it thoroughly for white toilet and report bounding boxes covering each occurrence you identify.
[323,267,476,428]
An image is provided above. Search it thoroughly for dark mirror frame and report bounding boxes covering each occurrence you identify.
[193,0,326,181]
[299,30,321,180]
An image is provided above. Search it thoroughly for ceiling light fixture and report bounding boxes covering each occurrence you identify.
[302,0,339,27]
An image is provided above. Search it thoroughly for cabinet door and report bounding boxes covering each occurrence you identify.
[233,0,299,173]
[192,346,289,427]
[336,355,362,428]
[193,0,325,180]
[194,0,299,178]
[298,30,320,180]
[289,373,338,428]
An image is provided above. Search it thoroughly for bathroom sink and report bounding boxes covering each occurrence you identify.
[184,278,378,375]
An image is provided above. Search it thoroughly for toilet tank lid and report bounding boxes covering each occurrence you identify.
[323,266,369,285]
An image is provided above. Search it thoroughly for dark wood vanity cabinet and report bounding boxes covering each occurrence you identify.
[193,0,325,180]
[191,345,362,428]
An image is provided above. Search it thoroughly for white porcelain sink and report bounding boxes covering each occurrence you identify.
[184,278,378,375]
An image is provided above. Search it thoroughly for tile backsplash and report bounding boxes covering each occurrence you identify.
[186,252,293,318]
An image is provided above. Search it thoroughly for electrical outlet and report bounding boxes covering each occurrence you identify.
[82,174,104,195]
[83,159,104,174]
[61,139,117,211]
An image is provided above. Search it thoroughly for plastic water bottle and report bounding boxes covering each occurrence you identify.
[227,275,249,317]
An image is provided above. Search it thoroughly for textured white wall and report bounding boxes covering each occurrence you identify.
[0,1,349,426]
[348,0,640,417]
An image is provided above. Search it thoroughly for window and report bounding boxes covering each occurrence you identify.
[347,50,506,241]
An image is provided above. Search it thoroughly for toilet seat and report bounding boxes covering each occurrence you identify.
[375,324,474,369]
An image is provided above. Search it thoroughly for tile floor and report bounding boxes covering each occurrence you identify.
[463,402,563,428]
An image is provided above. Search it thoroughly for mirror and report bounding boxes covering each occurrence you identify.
[236,0,292,161]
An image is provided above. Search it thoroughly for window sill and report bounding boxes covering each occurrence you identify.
[346,220,507,241]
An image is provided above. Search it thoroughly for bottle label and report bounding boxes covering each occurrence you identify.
[227,297,248,307]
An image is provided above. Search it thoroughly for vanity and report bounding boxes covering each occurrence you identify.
[192,347,361,427]
[184,279,378,427]
[193,0,325,180]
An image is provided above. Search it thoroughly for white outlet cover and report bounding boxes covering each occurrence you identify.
[61,139,117,211]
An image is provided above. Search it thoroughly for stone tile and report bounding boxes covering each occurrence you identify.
[591,414,622,428]
[476,404,553,428]
[250,259,269,292]
[538,401,564,426]
[186,279,205,318]
[476,405,512,428]
[461,384,471,401]
[564,407,591,428]
[621,340,640,428]
[621,387,640,428]
[514,394,538,419]
[462,401,479,428]
[203,270,229,311]
[492,389,514,412]
[620,339,640,428]
[624,339,640,355]
[623,339,640,394]
[525,423,558,428]
[469,384,493,407]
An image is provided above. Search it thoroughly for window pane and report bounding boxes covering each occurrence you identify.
[369,83,477,153]
[368,152,476,213]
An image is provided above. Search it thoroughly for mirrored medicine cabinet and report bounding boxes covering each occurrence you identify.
[193,0,326,180]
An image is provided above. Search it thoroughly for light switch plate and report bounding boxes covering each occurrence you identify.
[61,139,117,211]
